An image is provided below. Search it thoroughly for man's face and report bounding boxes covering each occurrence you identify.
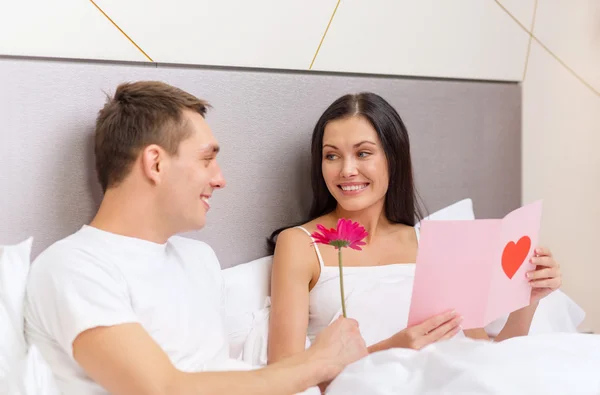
[156,110,225,233]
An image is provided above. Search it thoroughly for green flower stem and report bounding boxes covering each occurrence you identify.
[338,247,347,318]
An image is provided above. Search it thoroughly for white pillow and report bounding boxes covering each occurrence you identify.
[0,238,60,395]
[222,256,273,359]
[0,238,32,377]
[3,345,60,395]
[222,256,311,366]
[416,198,475,226]
[241,297,311,367]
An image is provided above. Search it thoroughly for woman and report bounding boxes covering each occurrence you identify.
[266,92,562,365]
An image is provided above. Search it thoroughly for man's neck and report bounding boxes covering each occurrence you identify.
[90,187,171,244]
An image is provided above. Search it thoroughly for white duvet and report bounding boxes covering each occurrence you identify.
[3,236,596,395]
[326,333,600,395]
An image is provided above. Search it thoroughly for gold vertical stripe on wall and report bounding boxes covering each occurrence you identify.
[521,0,538,80]
[494,0,599,97]
[89,0,154,62]
[309,0,341,70]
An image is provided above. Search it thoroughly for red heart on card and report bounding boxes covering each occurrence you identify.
[502,236,531,279]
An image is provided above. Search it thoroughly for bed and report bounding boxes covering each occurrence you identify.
[1,55,598,395]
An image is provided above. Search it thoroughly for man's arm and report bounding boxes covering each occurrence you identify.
[74,317,365,395]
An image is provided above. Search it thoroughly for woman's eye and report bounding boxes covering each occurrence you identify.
[325,153,337,160]
[358,151,370,158]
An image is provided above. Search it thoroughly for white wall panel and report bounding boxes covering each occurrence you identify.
[497,0,536,28]
[0,0,146,62]
[523,41,600,333]
[312,0,530,81]
[92,0,338,69]
[533,0,600,93]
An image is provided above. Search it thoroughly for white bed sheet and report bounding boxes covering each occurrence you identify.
[326,333,600,395]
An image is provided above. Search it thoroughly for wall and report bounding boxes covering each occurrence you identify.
[521,1,600,334]
[1,0,531,80]
[1,0,598,331]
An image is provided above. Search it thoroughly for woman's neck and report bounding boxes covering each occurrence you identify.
[332,200,392,243]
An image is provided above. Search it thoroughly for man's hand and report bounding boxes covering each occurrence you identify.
[307,317,368,382]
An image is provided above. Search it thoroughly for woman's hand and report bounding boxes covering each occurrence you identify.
[527,246,562,304]
[387,310,463,350]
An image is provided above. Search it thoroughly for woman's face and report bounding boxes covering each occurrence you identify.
[321,115,389,213]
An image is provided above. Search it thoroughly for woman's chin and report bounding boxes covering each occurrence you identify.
[336,199,372,213]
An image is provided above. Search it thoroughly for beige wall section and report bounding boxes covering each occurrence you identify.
[311,0,529,81]
[522,1,600,333]
[0,0,146,62]
[1,0,531,81]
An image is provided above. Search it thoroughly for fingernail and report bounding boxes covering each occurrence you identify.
[526,272,531,279]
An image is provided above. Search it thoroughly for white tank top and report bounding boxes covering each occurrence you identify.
[295,226,420,346]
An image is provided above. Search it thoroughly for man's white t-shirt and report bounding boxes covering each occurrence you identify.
[24,225,249,395]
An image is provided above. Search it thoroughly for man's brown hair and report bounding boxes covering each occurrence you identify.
[94,81,210,192]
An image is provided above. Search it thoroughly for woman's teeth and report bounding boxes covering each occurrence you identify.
[340,184,368,191]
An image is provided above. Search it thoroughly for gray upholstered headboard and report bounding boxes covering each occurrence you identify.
[0,56,521,268]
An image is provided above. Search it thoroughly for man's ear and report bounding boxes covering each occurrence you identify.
[141,144,165,185]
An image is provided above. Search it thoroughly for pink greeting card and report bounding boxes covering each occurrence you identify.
[407,200,543,330]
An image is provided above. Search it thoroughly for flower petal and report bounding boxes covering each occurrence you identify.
[312,219,368,249]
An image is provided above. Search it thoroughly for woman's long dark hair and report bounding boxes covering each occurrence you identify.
[267,92,424,254]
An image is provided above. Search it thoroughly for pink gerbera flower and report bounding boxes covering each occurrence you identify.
[310,218,368,318]
[311,219,368,251]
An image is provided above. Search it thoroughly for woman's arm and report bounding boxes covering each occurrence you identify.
[463,328,492,340]
[368,310,462,352]
[268,228,318,364]
[462,303,539,342]
[494,303,538,341]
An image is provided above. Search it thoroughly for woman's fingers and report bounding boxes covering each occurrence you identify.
[530,277,562,289]
[530,256,558,268]
[425,315,463,342]
[527,267,557,280]
[418,310,458,335]
[438,325,462,342]
[534,247,552,257]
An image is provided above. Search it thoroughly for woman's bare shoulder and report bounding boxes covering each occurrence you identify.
[274,224,315,259]
[272,225,321,283]
[295,215,336,234]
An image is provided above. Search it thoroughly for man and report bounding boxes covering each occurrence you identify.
[24,81,367,395]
